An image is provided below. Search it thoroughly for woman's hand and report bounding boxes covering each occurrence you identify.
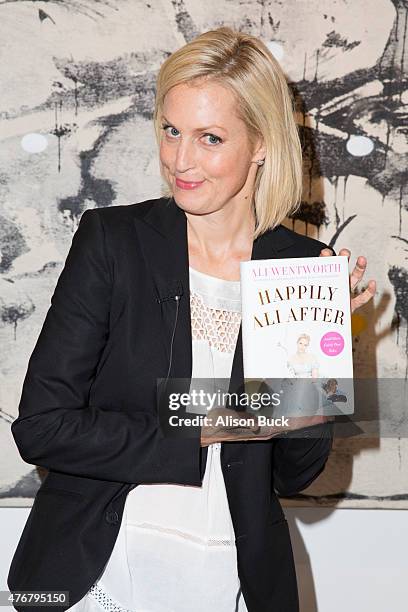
[200,407,261,446]
[320,248,376,314]
[200,406,334,446]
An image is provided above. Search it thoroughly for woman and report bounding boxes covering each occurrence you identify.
[8,27,376,612]
[284,333,321,416]
[287,333,320,379]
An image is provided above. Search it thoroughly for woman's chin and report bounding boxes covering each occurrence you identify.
[173,196,219,216]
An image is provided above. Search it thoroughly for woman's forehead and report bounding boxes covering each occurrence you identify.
[162,81,241,123]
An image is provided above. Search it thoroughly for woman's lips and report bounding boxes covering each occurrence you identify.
[175,177,205,190]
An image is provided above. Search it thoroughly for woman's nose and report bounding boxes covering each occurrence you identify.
[175,140,196,172]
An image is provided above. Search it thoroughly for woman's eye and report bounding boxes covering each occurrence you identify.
[161,125,222,145]
[162,125,179,138]
[204,133,222,145]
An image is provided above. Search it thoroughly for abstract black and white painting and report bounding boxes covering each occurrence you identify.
[0,0,407,507]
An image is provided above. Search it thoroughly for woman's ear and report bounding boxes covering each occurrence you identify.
[252,136,266,163]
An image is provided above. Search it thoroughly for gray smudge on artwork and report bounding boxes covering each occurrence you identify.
[0,216,28,273]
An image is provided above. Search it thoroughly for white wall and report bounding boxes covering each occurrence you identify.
[286,508,408,612]
[1,507,407,612]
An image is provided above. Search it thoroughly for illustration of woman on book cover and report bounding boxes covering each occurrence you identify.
[287,333,320,379]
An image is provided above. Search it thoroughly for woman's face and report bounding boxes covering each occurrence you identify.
[159,79,265,216]
[297,338,309,353]
[327,380,337,393]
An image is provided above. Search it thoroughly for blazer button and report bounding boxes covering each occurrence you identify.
[105,510,119,524]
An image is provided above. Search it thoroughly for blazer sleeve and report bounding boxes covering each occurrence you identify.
[11,209,202,486]
[272,422,334,497]
[272,240,336,497]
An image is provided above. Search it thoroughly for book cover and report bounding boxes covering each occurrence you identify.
[240,255,354,415]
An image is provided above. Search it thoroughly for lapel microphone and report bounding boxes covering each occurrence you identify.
[156,280,184,392]
[156,280,184,304]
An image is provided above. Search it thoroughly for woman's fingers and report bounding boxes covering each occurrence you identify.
[350,280,377,314]
[320,247,376,313]
[319,248,333,257]
[319,247,350,259]
[349,255,367,292]
[344,253,376,312]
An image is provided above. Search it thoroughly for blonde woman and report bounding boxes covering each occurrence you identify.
[8,27,375,612]
[287,333,320,379]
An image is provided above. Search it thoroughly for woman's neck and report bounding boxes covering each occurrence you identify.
[186,200,255,256]
[186,204,255,280]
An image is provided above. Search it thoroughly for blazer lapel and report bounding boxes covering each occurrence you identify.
[132,197,192,381]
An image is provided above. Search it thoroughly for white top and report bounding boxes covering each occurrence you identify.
[68,267,247,612]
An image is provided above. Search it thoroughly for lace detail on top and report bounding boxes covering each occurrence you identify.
[88,584,132,612]
[189,266,242,354]
[190,292,241,353]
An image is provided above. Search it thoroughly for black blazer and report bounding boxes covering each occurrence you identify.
[8,196,334,612]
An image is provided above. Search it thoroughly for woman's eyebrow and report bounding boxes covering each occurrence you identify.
[161,116,227,133]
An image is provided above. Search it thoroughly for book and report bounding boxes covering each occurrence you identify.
[240,255,354,415]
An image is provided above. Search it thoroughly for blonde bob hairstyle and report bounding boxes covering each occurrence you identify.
[297,333,311,345]
[153,26,302,239]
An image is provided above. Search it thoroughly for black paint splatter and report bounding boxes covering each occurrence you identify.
[171,0,199,41]
[57,104,141,221]
[323,30,361,52]
[0,279,35,341]
[290,200,329,234]
[38,9,55,24]
[50,100,76,172]
[2,0,119,21]
[0,467,48,501]
[388,265,408,344]
[0,216,28,273]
